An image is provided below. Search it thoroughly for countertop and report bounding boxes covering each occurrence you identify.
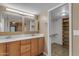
[0,34,44,43]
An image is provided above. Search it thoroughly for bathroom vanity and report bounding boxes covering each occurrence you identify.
[0,34,44,56]
[0,5,44,56]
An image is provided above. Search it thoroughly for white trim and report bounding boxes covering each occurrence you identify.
[47,12,51,56]
[69,3,72,56]
[73,30,79,36]
[48,3,66,12]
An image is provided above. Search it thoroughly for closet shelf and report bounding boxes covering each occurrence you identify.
[62,18,69,48]
[49,34,58,37]
[63,25,69,27]
[63,20,69,22]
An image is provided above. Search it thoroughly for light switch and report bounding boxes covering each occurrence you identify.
[73,30,79,36]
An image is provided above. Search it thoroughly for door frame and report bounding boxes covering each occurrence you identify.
[47,3,72,56]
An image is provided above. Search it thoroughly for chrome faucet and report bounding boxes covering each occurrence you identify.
[6,36,11,39]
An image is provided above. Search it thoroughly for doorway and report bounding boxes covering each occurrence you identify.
[48,4,70,56]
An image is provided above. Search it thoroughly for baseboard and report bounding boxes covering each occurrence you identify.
[43,52,48,56]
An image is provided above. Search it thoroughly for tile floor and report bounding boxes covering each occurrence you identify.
[51,43,69,56]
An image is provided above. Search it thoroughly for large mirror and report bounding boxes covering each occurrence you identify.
[0,10,39,33]
[0,12,23,32]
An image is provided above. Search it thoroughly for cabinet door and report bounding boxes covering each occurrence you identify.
[21,40,31,56]
[31,39,38,56]
[7,41,20,56]
[38,37,44,55]
[0,43,7,56]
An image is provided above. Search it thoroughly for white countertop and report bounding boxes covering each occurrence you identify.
[0,34,44,43]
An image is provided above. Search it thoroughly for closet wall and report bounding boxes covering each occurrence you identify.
[50,17,62,45]
[49,4,69,46]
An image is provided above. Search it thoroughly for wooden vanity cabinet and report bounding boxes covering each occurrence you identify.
[21,39,31,56]
[0,37,44,56]
[0,43,7,56]
[6,41,21,56]
[31,39,38,56]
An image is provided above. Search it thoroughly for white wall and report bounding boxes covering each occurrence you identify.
[49,18,55,43]
[50,17,62,45]
[38,11,48,54]
[54,18,62,45]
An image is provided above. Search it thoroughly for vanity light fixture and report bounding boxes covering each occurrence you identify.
[12,21,16,24]
[6,8,35,17]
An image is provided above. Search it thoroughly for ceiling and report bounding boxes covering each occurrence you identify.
[1,3,61,15]
[51,4,69,21]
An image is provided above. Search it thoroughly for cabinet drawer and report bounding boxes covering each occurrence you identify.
[21,45,30,53]
[21,51,30,56]
[21,45,30,56]
[21,40,30,45]
[21,40,31,56]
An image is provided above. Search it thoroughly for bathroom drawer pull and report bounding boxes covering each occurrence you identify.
[21,45,30,49]
[21,48,30,53]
